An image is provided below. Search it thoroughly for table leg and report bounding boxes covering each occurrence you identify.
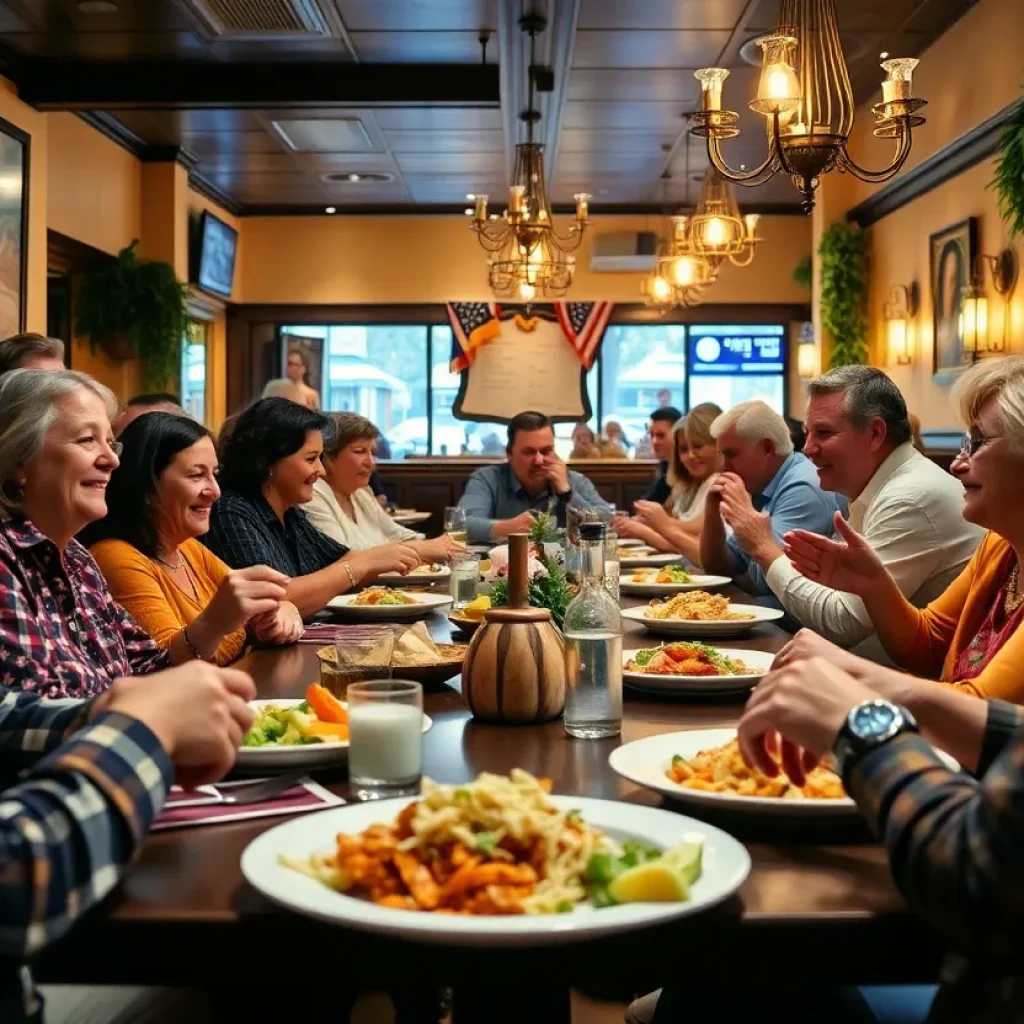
[450,981,571,1024]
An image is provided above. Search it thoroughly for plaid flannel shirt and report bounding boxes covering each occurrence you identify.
[0,518,170,700]
[848,699,1024,1021]
[0,687,171,1022]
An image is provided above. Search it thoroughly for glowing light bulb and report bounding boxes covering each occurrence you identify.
[651,276,671,301]
[519,281,536,301]
[703,217,728,248]
[671,257,697,287]
[760,62,800,104]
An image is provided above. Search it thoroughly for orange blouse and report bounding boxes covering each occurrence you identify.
[90,537,247,666]
[890,532,1024,700]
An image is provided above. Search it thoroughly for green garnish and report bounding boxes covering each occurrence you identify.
[473,831,501,855]
[555,900,574,913]
[566,808,582,824]
[632,648,657,667]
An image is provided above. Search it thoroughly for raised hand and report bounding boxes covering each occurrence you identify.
[250,600,304,645]
[633,499,671,529]
[205,565,290,634]
[783,512,887,597]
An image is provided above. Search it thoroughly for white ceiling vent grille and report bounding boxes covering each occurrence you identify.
[185,0,336,38]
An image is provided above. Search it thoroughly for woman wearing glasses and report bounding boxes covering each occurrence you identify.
[0,370,177,699]
[779,356,1024,701]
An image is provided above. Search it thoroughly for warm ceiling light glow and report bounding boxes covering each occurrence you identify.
[518,281,536,301]
[325,207,336,214]
[702,216,728,248]
[671,256,697,286]
[650,276,672,301]
[346,173,361,182]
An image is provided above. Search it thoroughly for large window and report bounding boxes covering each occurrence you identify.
[280,319,787,459]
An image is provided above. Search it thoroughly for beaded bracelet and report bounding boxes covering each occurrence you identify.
[181,625,204,661]
[343,562,358,589]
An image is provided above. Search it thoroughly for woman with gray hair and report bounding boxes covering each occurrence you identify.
[0,369,176,699]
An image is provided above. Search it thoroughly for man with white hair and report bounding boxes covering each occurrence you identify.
[700,400,844,596]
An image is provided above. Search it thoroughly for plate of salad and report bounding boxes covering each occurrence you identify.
[622,643,774,694]
[236,684,433,771]
[619,566,732,597]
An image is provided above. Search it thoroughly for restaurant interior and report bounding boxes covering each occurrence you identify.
[1,0,1023,1021]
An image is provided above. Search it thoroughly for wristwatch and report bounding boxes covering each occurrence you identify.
[832,699,918,780]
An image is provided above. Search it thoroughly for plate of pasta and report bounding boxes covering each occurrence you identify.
[622,643,774,694]
[621,592,783,637]
[609,729,859,819]
[240,769,751,944]
[327,589,453,620]
[620,567,732,598]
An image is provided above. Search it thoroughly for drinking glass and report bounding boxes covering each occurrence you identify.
[347,679,424,801]
[603,530,621,601]
[450,552,481,609]
[322,631,394,700]
[444,506,468,545]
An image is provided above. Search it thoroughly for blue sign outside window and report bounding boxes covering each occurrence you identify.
[687,324,785,375]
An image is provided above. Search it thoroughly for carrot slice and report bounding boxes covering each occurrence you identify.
[306,682,349,724]
[305,720,350,741]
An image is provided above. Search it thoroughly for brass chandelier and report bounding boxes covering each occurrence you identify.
[468,12,589,300]
[690,0,927,212]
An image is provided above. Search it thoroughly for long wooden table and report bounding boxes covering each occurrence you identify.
[36,588,943,1017]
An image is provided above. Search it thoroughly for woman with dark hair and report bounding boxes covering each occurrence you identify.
[86,412,302,665]
[204,399,419,616]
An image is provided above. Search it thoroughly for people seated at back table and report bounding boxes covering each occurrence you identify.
[615,404,722,565]
[640,406,684,503]
[203,398,421,617]
[261,347,319,409]
[85,412,302,666]
[304,412,462,562]
[699,400,845,597]
[782,356,1024,702]
[112,391,186,436]
[0,370,177,699]
[457,410,612,545]
[734,367,982,661]
[569,421,627,459]
[0,331,65,375]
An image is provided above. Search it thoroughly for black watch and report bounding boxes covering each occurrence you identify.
[556,487,573,502]
[832,699,918,780]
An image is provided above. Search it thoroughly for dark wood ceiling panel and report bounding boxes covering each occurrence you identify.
[746,0,926,33]
[383,129,505,154]
[182,131,289,157]
[348,31,493,62]
[572,30,732,69]
[568,69,704,103]
[394,150,504,176]
[8,0,196,32]
[403,177,505,203]
[333,0,498,32]
[563,101,693,131]
[577,0,749,31]
[557,150,668,177]
[1,30,210,58]
[143,109,266,133]
[191,152,304,175]
[559,128,679,153]
[102,108,178,144]
[373,107,502,130]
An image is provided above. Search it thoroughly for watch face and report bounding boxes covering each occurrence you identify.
[851,701,898,740]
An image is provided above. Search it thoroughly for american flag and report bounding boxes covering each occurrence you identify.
[554,301,614,369]
[447,302,500,372]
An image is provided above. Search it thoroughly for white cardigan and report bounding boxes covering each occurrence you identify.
[302,479,419,550]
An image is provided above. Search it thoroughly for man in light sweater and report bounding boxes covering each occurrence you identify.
[720,366,983,660]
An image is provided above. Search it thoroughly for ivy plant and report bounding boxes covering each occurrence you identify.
[990,95,1024,238]
[792,253,812,290]
[818,222,868,367]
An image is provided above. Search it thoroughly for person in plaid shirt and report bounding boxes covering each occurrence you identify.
[0,371,179,699]
[0,661,255,1023]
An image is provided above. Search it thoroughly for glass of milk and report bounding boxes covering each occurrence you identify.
[347,679,424,801]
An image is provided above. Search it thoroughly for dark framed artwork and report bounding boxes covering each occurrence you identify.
[0,116,27,340]
[930,217,977,380]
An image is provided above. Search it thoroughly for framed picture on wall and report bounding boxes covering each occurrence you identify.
[0,116,28,340]
[930,217,977,380]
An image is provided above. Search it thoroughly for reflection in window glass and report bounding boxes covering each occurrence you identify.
[687,374,786,414]
[181,320,207,425]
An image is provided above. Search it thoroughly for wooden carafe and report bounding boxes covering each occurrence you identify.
[462,533,566,723]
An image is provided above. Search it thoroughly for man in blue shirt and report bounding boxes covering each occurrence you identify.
[458,411,612,544]
[641,406,683,504]
[699,400,845,595]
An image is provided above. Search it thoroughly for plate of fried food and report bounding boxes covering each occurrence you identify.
[622,643,774,695]
[328,588,453,620]
[621,592,783,637]
[448,594,491,635]
[620,565,732,598]
[375,563,452,587]
[609,728,858,819]
[618,550,684,569]
[237,682,434,771]
[241,768,750,945]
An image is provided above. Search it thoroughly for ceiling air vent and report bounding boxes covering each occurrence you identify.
[184,0,336,39]
[590,232,659,273]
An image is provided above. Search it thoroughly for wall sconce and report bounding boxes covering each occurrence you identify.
[883,283,918,365]
[962,248,1019,359]
[797,321,817,378]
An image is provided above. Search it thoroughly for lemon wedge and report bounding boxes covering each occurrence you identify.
[607,861,690,904]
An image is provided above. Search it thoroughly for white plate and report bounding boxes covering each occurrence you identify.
[619,552,686,568]
[616,538,647,549]
[375,567,452,587]
[236,699,433,771]
[327,591,454,620]
[240,795,751,945]
[622,646,774,694]
[610,728,960,819]
[392,511,432,525]
[621,603,783,637]
[620,572,732,597]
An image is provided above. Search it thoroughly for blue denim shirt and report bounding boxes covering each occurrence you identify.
[725,452,847,594]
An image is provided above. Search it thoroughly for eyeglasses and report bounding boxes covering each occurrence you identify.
[957,431,1000,458]
[73,437,123,457]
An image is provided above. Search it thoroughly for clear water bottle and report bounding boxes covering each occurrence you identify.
[562,522,623,739]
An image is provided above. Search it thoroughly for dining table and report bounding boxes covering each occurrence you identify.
[35,584,944,1022]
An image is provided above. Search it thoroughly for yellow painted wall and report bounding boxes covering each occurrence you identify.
[236,213,812,306]
[835,0,1024,428]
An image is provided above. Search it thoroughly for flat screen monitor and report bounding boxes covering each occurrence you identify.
[197,211,237,298]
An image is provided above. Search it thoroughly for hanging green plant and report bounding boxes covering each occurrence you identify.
[990,95,1024,237]
[818,222,868,367]
[75,240,188,390]
[793,253,812,290]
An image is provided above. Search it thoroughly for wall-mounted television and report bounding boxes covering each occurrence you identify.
[196,210,237,298]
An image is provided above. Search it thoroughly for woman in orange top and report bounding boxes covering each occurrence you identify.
[85,413,303,665]
[781,356,1024,701]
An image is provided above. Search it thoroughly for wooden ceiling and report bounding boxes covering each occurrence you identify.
[0,0,974,215]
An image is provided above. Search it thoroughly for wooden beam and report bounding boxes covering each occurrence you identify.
[16,62,500,110]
